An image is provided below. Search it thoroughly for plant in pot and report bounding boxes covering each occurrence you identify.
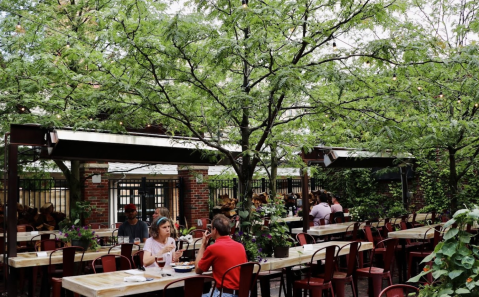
[263,195,294,258]
[60,222,100,251]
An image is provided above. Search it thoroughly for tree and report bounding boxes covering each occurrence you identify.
[1,0,404,219]
[311,0,479,212]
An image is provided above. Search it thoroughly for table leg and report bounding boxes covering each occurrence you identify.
[285,267,293,297]
[40,266,50,297]
[400,239,406,283]
[7,266,18,297]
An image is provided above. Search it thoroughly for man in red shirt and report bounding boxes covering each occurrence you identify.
[195,214,247,297]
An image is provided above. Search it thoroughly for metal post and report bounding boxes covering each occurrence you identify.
[287,178,293,194]
[7,144,18,297]
[140,177,147,222]
[261,178,266,192]
[233,178,238,199]
[178,177,185,226]
[400,166,409,211]
[301,169,310,233]
[310,178,316,191]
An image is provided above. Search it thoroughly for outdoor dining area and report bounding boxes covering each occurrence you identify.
[4,208,452,297]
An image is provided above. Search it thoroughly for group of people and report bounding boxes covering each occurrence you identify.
[309,190,343,226]
[117,203,246,297]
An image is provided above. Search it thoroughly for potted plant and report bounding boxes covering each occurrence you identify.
[178,226,196,243]
[386,203,408,218]
[59,224,101,251]
[262,195,294,258]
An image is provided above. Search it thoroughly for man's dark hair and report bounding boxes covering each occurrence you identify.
[319,192,329,203]
[211,214,231,236]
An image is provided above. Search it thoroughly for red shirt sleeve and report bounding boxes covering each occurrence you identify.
[198,246,214,272]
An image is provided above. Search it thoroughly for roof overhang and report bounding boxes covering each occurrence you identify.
[10,124,240,165]
[301,146,414,168]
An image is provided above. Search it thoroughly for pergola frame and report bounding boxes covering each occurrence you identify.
[299,146,415,232]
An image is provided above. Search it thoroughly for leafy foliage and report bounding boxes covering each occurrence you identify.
[409,206,479,296]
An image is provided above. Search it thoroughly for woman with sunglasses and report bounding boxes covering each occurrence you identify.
[143,216,184,267]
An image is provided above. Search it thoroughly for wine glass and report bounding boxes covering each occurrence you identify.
[134,237,140,245]
[155,257,166,271]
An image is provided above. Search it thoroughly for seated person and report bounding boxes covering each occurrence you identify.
[118,204,148,243]
[196,214,247,297]
[309,191,331,225]
[330,193,343,214]
[143,216,183,267]
[35,203,56,231]
[284,195,297,216]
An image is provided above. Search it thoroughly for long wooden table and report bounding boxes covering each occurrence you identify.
[1,228,118,242]
[62,241,374,297]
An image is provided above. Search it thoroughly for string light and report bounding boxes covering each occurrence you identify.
[417,86,422,91]
[20,107,25,111]
[439,92,443,98]
[457,98,461,104]
[119,121,123,125]
[323,123,326,127]
[475,103,478,108]
[89,118,93,121]
[16,21,22,30]
[147,124,151,127]
[242,0,248,8]
[66,41,70,49]
[332,40,337,51]
[56,114,61,119]
[365,60,370,67]
[325,114,329,118]
[392,73,397,81]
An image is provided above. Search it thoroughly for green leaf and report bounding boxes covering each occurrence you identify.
[448,270,463,279]
[239,210,249,219]
[442,242,458,257]
[455,288,470,294]
[432,269,448,279]
[444,228,459,240]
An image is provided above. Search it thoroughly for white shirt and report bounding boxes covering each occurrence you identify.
[143,237,176,267]
[310,202,332,226]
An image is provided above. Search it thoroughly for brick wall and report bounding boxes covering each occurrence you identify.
[80,162,109,226]
[178,166,210,228]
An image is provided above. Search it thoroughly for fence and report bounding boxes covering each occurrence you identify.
[109,178,181,224]
[209,178,322,206]
[0,179,70,216]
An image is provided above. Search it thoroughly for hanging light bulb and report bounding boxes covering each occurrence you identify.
[119,121,123,125]
[89,118,93,121]
[457,98,461,104]
[475,103,478,108]
[56,114,61,119]
[365,60,370,67]
[439,92,443,98]
[332,41,337,51]
[242,0,248,8]
[417,86,422,91]
[392,73,397,81]
[323,123,326,127]
[147,124,151,127]
[66,41,70,49]
[16,21,22,30]
[20,107,25,111]
[325,114,329,118]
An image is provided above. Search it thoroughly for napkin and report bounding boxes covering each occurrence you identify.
[124,276,147,282]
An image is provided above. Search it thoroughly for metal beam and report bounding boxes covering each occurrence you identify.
[7,144,18,297]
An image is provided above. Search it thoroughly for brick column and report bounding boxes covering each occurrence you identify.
[178,166,210,228]
[80,162,109,225]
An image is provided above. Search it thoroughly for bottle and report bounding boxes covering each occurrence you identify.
[288,207,293,217]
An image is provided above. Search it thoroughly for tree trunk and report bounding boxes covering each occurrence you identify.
[54,160,82,222]
[269,143,278,200]
[448,148,458,212]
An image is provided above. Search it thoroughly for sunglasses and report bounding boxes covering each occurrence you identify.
[125,209,136,213]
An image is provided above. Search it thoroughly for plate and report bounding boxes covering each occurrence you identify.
[173,266,195,273]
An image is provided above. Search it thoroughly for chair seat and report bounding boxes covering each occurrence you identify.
[294,277,330,288]
[356,267,386,276]
[332,271,349,279]
[259,269,283,277]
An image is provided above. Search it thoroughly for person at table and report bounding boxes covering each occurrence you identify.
[118,204,149,243]
[152,206,179,239]
[143,216,184,267]
[330,193,343,214]
[309,191,331,225]
[284,194,297,216]
[195,214,247,297]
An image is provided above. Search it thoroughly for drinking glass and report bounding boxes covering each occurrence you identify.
[155,257,166,271]
[123,237,130,244]
[134,237,140,245]
[117,236,124,244]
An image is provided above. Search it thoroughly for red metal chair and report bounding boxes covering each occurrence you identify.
[198,218,211,229]
[407,225,442,281]
[332,241,361,297]
[132,250,144,269]
[293,245,339,297]
[111,222,122,229]
[379,284,419,297]
[163,275,215,297]
[49,246,85,297]
[296,233,316,246]
[108,243,140,270]
[343,222,360,241]
[355,238,398,297]
[92,254,132,273]
[218,262,261,297]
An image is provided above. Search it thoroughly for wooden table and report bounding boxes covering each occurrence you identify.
[1,228,118,242]
[62,241,374,297]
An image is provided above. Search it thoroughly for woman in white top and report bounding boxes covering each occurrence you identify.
[143,216,184,267]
